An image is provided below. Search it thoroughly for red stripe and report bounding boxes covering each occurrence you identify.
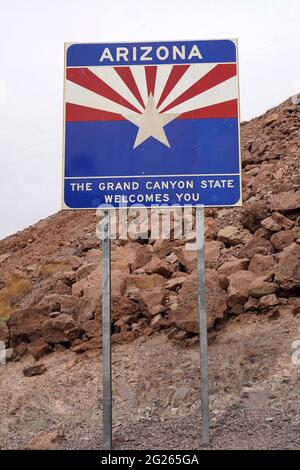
[114,66,145,108]
[157,64,190,109]
[66,68,141,114]
[145,66,157,96]
[66,103,125,121]
[177,99,238,119]
[160,64,237,113]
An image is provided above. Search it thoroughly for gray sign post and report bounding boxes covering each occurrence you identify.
[102,210,112,450]
[196,205,209,444]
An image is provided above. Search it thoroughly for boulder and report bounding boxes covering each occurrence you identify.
[71,336,101,353]
[205,241,223,268]
[240,237,273,259]
[227,270,256,307]
[240,201,269,232]
[244,296,259,312]
[131,245,153,271]
[248,254,276,274]
[112,331,136,344]
[23,363,46,377]
[175,248,197,273]
[270,230,295,251]
[248,277,278,298]
[64,297,93,324]
[205,269,229,291]
[124,274,166,317]
[8,308,48,346]
[217,225,252,246]
[166,277,187,291]
[264,113,278,127]
[112,296,141,322]
[270,212,293,230]
[37,294,72,312]
[28,339,52,360]
[170,271,227,333]
[258,294,279,309]
[42,314,80,343]
[144,256,173,278]
[76,263,97,281]
[275,243,300,290]
[261,216,281,232]
[204,217,218,240]
[270,190,300,212]
[217,258,249,276]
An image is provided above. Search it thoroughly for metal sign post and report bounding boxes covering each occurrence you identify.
[196,206,209,444]
[102,210,112,450]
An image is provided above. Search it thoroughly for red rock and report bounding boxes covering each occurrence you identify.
[76,263,97,281]
[270,190,300,212]
[248,277,278,298]
[124,274,166,317]
[131,245,153,271]
[217,225,252,246]
[28,339,52,360]
[217,258,249,276]
[112,296,141,322]
[258,294,279,309]
[8,308,48,346]
[42,314,80,343]
[271,212,293,230]
[144,256,173,278]
[240,201,269,232]
[175,247,197,273]
[240,237,273,258]
[205,241,223,268]
[166,277,186,291]
[112,331,136,344]
[204,217,218,240]
[244,297,259,312]
[227,270,256,307]
[275,243,300,289]
[261,216,281,231]
[248,254,276,274]
[270,230,295,251]
[170,271,227,332]
[205,269,229,291]
[263,113,278,127]
[23,363,46,377]
[71,336,101,353]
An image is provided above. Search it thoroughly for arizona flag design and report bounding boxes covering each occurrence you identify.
[63,40,241,208]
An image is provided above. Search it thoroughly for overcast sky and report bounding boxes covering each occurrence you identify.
[0,0,299,240]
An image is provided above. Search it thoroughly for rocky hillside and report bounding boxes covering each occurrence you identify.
[0,97,300,364]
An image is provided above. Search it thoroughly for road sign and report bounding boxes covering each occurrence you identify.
[63,40,241,209]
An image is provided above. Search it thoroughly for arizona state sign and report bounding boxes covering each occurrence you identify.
[63,40,241,209]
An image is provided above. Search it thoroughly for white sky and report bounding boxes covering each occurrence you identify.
[0,0,300,240]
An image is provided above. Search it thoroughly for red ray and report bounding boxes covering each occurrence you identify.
[177,99,238,119]
[160,64,237,113]
[66,103,125,121]
[114,66,145,108]
[157,64,190,109]
[66,68,141,114]
[145,66,157,97]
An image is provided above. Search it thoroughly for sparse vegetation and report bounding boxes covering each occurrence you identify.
[0,277,31,321]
